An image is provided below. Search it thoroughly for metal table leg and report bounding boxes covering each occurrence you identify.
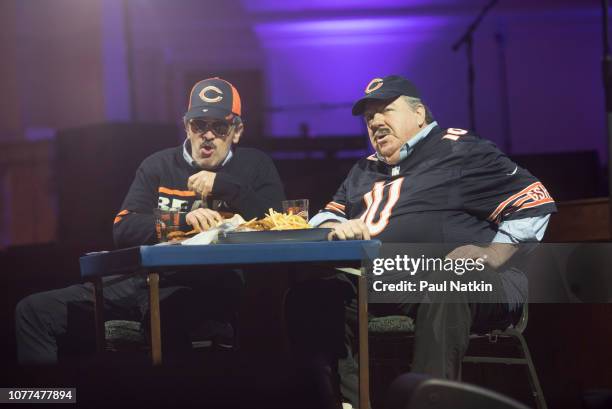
[93,278,105,354]
[358,273,370,409]
[147,272,162,365]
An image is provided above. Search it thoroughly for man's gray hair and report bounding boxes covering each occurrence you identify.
[402,96,434,124]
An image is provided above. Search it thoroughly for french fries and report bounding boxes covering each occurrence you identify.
[240,208,310,231]
[165,209,309,241]
[166,228,201,241]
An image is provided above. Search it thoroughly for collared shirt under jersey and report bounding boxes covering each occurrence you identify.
[310,122,550,243]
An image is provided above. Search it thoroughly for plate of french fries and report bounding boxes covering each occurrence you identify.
[157,209,330,245]
[218,209,331,244]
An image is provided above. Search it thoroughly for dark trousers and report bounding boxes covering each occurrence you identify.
[284,268,521,408]
[15,270,243,365]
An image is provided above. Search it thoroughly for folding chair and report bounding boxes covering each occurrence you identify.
[368,304,547,409]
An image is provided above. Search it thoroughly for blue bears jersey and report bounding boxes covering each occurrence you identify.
[320,126,556,243]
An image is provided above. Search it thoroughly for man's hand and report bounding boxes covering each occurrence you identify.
[187,170,217,198]
[322,219,371,241]
[186,208,223,232]
[445,243,518,270]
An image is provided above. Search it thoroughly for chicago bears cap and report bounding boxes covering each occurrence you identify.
[352,75,421,116]
[185,77,242,120]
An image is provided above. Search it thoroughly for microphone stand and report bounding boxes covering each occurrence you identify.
[602,0,612,237]
[452,0,499,132]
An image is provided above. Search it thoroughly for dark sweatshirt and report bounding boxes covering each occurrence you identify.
[113,144,285,248]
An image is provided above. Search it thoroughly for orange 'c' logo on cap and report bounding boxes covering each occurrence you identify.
[365,78,384,94]
[199,86,224,103]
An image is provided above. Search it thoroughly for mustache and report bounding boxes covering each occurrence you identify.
[374,128,391,139]
[199,141,215,150]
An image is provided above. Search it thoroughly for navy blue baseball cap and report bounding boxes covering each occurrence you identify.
[185,77,242,121]
[352,75,421,116]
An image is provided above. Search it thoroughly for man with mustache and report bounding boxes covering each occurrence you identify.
[285,75,556,408]
[16,77,285,364]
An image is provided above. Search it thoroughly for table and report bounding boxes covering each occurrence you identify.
[80,240,381,407]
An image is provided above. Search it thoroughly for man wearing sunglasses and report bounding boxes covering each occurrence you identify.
[113,76,286,240]
[15,78,285,365]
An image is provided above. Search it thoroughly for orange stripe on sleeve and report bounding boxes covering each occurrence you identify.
[488,182,554,222]
[114,209,131,224]
[517,197,555,210]
[325,205,345,214]
[325,202,346,214]
[158,187,196,197]
[329,201,346,211]
[487,182,540,222]
[512,196,531,208]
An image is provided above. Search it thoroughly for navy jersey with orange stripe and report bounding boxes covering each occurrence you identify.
[113,144,285,248]
[320,126,556,243]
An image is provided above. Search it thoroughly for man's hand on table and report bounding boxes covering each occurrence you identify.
[187,170,216,198]
[186,208,223,232]
[321,219,371,241]
[445,243,519,270]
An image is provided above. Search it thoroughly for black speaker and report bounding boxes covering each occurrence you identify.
[56,123,180,250]
[386,373,529,409]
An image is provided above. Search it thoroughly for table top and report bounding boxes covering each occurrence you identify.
[79,240,381,278]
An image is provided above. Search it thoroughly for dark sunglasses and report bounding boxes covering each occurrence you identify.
[189,119,233,136]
